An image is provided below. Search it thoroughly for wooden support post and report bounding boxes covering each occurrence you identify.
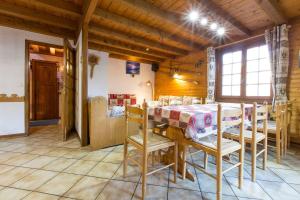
[81,23,88,146]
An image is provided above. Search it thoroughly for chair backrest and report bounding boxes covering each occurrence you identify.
[125,101,148,150]
[275,103,287,131]
[286,100,295,125]
[217,103,245,151]
[252,102,268,140]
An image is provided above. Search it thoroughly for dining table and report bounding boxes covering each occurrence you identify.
[148,103,253,181]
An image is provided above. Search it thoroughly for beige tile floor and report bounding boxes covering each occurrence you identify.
[0,125,300,200]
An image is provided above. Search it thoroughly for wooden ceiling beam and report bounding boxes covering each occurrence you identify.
[76,0,98,42]
[27,0,81,19]
[89,24,188,56]
[89,42,164,63]
[88,34,174,59]
[109,53,155,64]
[0,1,77,30]
[254,0,287,24]
[195,0,251,36]
[116,0,214,45]
[93,8,202,51]
[0,14,75,39]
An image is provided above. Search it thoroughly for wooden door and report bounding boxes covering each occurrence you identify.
[32,60,59,120]
[62,39,76,140]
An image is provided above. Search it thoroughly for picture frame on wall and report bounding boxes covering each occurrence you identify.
[126,61,140,76]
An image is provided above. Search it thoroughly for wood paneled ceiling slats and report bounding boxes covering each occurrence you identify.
[1,0,300,63]
[0,1,77,30]
[194,0,251,36]
[17,0,82,19]
[254,0,287,25]
[88,42,164,62]
[92,8,200,50]
[88,34,175,59]
[0,14,75,39]
[88,24,188,56]
[212,0,271,31]
[279,0,300,19]
[115,0,215,45]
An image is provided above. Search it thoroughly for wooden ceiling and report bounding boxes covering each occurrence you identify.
[1,0,300,63]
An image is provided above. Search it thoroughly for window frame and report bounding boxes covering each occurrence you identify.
[216,37,273,103]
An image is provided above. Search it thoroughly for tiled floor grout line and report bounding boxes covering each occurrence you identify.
[94,161,125,200]
[130,175,142,200]
[166,167,170,200]
[1,129,300,200]
[188,149,204,198]
[60,156,113,200]
[254,179,275,200]
[267,167,300,195]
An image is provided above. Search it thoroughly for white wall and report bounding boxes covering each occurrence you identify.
[107,58,154,104]
[87,54,154,105]
[87,50,109,97]
[0,26,63,135]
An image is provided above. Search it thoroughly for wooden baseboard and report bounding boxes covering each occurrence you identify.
[0,133,27,138]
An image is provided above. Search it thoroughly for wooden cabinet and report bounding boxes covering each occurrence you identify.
[88,97,126,150]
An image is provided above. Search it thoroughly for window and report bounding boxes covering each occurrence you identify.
[217,40,272,102]
[222,51,242,96]
[246,45,271,97]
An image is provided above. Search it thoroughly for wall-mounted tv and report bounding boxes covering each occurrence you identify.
[126,61,140,75]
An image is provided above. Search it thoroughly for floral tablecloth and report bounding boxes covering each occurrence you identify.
[148,103,253,140]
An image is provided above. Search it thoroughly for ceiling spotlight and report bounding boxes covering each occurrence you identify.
[210,23,218,30]
[217,27,225,36]
[188,10,199,22]
[146,48,149,51]
[200,18,208,26]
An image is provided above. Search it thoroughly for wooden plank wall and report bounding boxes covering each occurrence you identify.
[154,51,207,99]
[288,22,300,144]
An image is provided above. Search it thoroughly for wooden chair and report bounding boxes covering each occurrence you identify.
[255,103,286,163]
[224,102,268,182]
[182,104,245,200]
[123,102,178,200]
[286,100,294,148]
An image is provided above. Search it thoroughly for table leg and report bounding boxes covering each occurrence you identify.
[164,126,195,182]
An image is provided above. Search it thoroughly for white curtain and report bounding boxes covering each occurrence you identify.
[207,47,216,101]
[265,24,289,106]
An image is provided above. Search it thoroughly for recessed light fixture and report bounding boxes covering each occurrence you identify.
[217,27,225,36]
[188,10,199,22]
[210,23,218,30]
[200,18,208,26]
[146,48,149,51]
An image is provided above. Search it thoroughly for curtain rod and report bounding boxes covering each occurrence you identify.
[214,33,264,49]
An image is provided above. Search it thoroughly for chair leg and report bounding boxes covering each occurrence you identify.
[251,142,257,182]
[239,148,244,189]
[216,154,222,200]
[142,151,148,200]
[173,142,178,183]
[151,152,155,167]
[204,152,208,169]
[276,129,281,163]
[182,145,187,180]
[123,140,128,178]
[263,137,268,170]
